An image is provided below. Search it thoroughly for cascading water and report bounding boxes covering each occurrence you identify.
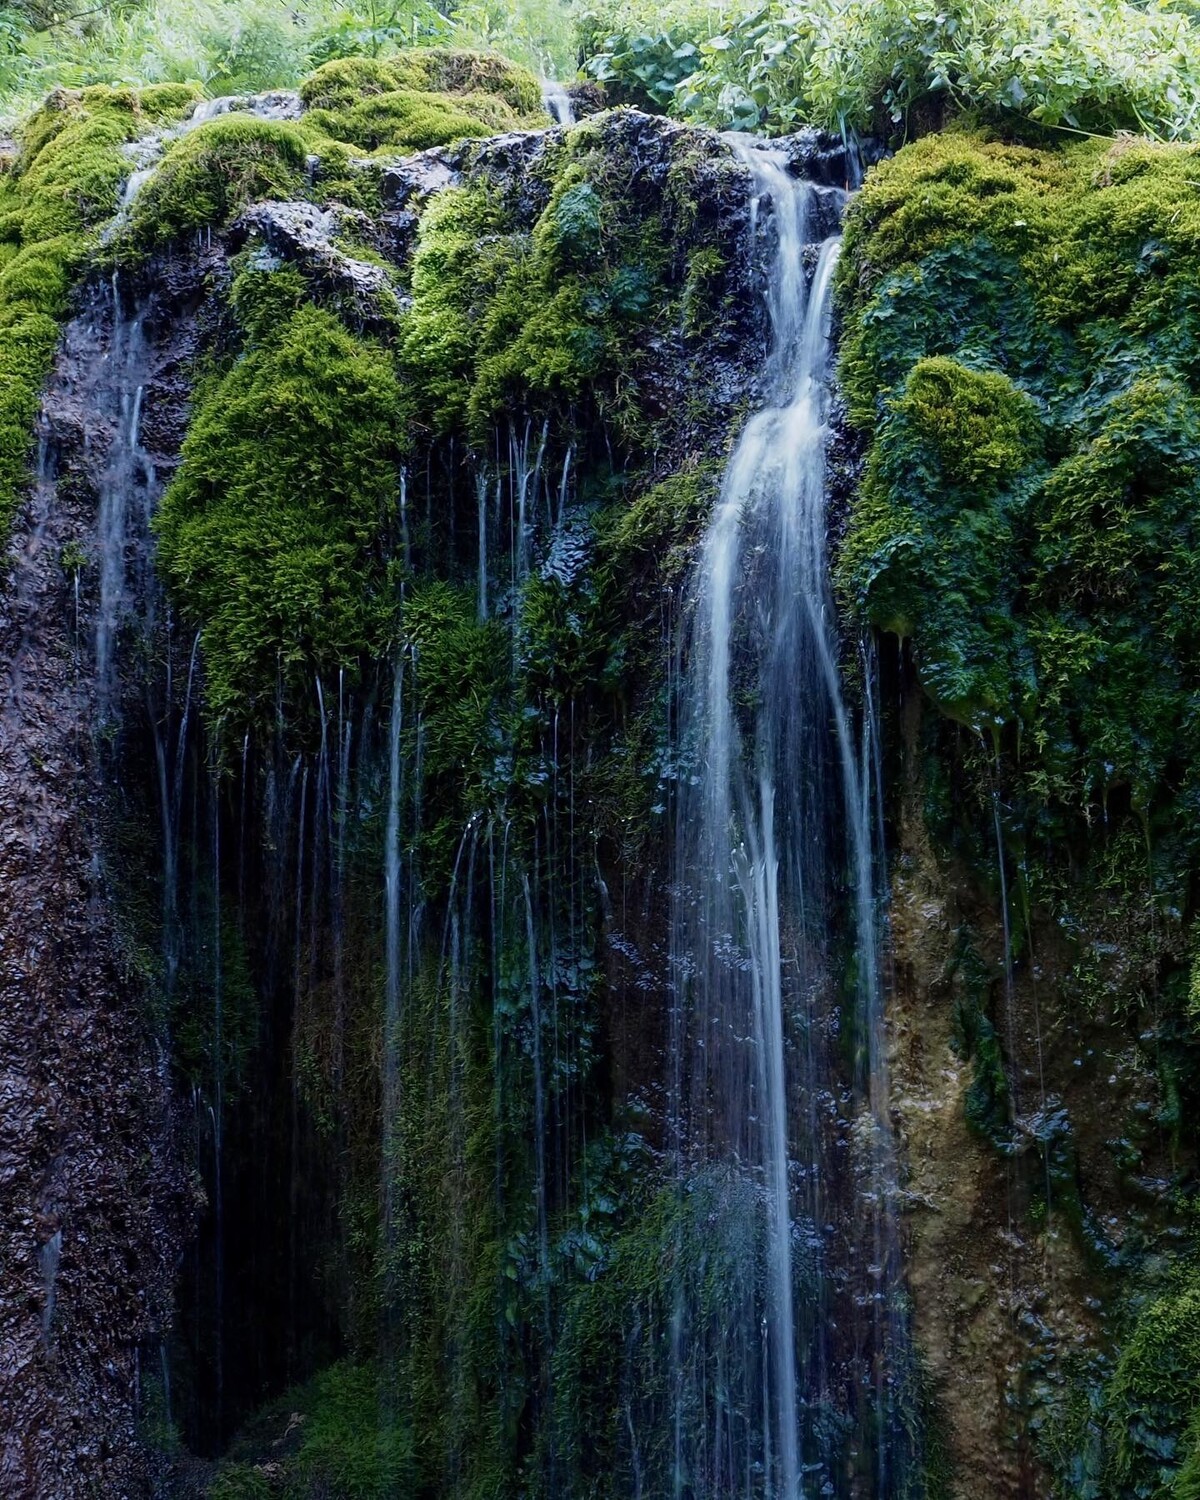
[669,140,913,1496]
[541,79,575,127]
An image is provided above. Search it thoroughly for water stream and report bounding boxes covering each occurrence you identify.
[670,140,911,1497]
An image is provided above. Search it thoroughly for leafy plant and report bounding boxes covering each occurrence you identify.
[582,0,1200,140]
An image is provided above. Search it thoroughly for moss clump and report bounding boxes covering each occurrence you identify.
[207,1361,415,1498]
[127,114,309,247]
[153,299,404,731]
[298,48,547,157]
[1102,1271,1200,1498]
[0,82,200,534]
[305,86,522,156]
[838,127,1200,809]
[300,47,545,118]
[838,354,1044,727]
[599,461,718,584]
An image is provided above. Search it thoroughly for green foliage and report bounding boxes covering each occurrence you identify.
[581,0,1200,139]
[553,1171,766,1495]
[0,82,196,533]
[153,300,404,732]
[399,126,738,447]
[839,354,1043,726]
[599,461,717,582]
[296,1363,416,1496]
[207,1464,271,1499]
[0,0,568,124]
[125,112,308,246]
[207,1361,415,1498]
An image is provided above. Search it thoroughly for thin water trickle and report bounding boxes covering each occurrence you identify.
[94,287,158,720]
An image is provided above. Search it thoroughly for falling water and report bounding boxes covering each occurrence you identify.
[541,79,575,127]
[670,140,909,1495]
[95,286,157,719]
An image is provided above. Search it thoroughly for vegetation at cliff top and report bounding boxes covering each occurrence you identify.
[581,0,1200,138]
[0,0,575,121]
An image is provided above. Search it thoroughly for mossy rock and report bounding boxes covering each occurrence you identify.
[838,126,1200,812]
[300,47,545,118]
[1103,1273,1200,1498]
[0,83,198,534]
[298,48,547,157]
[303,86,524,156]
[127,114,310,247]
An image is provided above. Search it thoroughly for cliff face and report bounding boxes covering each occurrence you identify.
[0,268,206,1494]
[0,58,1197,1500]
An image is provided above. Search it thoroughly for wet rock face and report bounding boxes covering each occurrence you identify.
[231,200,404,326]
[0,101,866,1491]
[0,263,206,1498]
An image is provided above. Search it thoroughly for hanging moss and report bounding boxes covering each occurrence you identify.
[399,124,740,452]
[153,299,405,732]
[0,82,200,533]
[1102,1270,1200,1498]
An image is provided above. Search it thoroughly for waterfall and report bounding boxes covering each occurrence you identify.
[541,79,575,126]
[94,284,158,720]
[670,141,910,1496]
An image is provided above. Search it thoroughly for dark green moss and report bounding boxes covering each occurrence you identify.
[399,130,736,451]
[153,301,404,732]
[838,126,1200,822]
[206,1361,415,1498]
[1103,1268,1200,1497]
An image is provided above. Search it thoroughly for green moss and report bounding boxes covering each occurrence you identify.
[300,47,546,119]
[296,1363,415,1496]
[599,462,717,583]
[298,47,547,159]
[1104,1272,1200,1498]
[126,114,309,247]
[399,129,730,450]
[838,126,1200,811]
[207,1362,414,1499]
[0,84,198,535]
[153,302,404,732]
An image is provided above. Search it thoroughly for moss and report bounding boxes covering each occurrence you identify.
[0,84,196,535]
[300,47,546,119]
[153,302,404,733]
[126,114,309,247]
[207,1362,415,1498]
[298,47,547,159]
[1103,1272,1200,1497]
[838,125,1200,812]
[399,127,728,450]
[599,461,717,584]
[307,87,532,157]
